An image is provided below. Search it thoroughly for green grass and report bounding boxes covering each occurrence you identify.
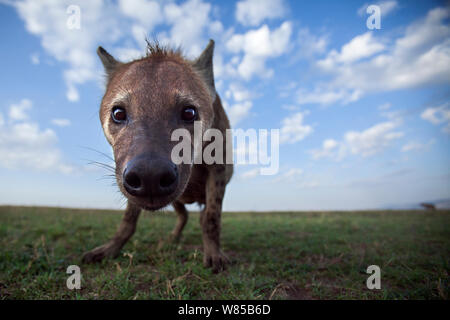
[0,206,448,300]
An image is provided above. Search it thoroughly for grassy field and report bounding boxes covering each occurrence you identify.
[0,206,448,300]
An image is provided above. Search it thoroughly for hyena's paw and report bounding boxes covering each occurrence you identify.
[82,244,119,264]
[203,250,230,273]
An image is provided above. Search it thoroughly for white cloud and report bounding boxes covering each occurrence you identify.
[311,119,403,160]
[241,168,260,179]
[9,98,32,121]
[379,0,399,15]
[117,0,222,62]
[223,100,252,126]
[51,118,71,127]
[223,82,254,125]
[235,0,287,26]
[345,120,404,157]
[421,102,450,133]
[297,87,362,105]
[118,0,163,30]
[357,1,399,17]
[310,139,339,160]
[30,52,40,65]
[0,100,73,173]
[11,0,123,102]
[281,105,300,111]
[273,168,303,182]
[280,111,313,144]
[401,141,422,152]
[130,24,148,47]
[113,47,143,62]
[401,140,435,152]
[298,7,450,105]
[10,0,246,126]
[295,28,328,59]
[284,168,303,176]
[161,0,222,57]
[226,21,292,80]
[378,102,392,110]
[271,168,321,187]
[9,0,220,102]
[227,21,292,57]
[225,83,252,102]
[317,32,385,67]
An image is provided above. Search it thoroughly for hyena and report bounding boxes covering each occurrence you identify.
[82,40,233,273]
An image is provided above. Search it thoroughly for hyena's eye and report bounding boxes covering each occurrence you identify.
[181,106,197,123]
[111,107,127,123]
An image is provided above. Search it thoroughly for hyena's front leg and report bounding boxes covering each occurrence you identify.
[82,202,141,263]
[170,201,189,242]
[200,165,229,273]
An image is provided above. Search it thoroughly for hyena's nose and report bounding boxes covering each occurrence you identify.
[123,154,178,198]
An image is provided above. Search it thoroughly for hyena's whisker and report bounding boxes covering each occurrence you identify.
[79,146,115,162]
[86,160,116,172]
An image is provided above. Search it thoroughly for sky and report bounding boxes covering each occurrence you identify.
[0,0,449,211]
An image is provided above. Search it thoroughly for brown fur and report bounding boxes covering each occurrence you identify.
[82,40,233,273]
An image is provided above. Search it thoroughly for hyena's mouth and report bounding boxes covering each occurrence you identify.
[118,153,180,211]
[123,192,178,211]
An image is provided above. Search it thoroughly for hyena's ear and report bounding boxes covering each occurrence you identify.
[192,39,216,101]
[97,46,121,79]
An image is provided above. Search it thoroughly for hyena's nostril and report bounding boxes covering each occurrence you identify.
[125,171,141,189]
[123,166,146,197]
[160,167,178,188]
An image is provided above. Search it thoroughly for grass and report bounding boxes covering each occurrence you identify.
[0,205,448,300]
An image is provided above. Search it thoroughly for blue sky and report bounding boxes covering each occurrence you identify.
[0,0,449,211]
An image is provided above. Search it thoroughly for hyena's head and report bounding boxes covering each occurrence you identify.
[97,40,216,210]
